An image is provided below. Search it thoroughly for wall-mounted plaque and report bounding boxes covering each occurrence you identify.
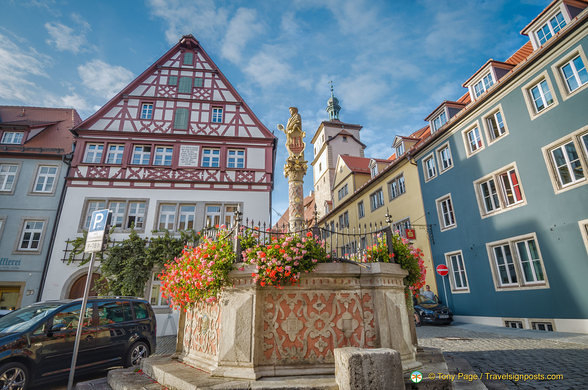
[179,145,200,167]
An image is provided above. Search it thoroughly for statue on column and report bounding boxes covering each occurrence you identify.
[278,107,307,177]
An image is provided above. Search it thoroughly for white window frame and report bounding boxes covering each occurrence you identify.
[521,71,559,120]
[392,217,411,238]
[369,188,384,211]
[149,273,169,307]
[388,174,406,200]
[201,148,220,168]
[396,142,405,157]
[126,201,146,230]
[473,163,526,218]
[431,110,447,133]
[83,143,104,164]
[227,149,245,168]
[157,204,177,231]
[338,211,349,229]
[205,204,222,227]
[1,131,24,144]
[224,205,239,228]
[108,201,127,228]
[140,103,153,119]
[212,107,223,123]
[551,46,588,100]
[81,199,147,232]
[435,193,456,231]
[32,165,59,194]
[178,204,196,230]
[153,146,173,166]
[0,164,19,193]
[461,121,485,157]
[486,232,549,291]
[17,219,46,253]
[369,159,378,178]
[445,250,470,293]
[472,72,495,98]
[541,126,588,193]
[535,11,566,45]
[82,200,106,230]
[131,145,152,165]
[106,144,125,164]
[337,183,348,200]
[357,201,365,219]
[422,153,437,182]
[436,142,453,174]
[482,105,509,145]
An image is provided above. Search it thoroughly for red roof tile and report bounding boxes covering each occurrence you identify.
[505,41,534,65]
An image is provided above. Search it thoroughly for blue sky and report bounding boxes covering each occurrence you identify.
[0,0,548,223]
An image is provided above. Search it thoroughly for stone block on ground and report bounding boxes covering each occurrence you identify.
[334,347,405,390]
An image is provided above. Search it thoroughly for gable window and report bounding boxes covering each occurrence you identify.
[437,144,453,172]
[542,129,588,192]
[140,103,153,119]
[342,136,348,142]
[358,201,365,219]
[167,75,178,85]
[131,145,151,165]
[337,184,348,200]
[18,220,45,251]
[423,155,437,181]
[369,188,384,211]
[202,148,220,168]
[33,165,58,193]
[154,146,173,166]
[212,107,223,123]
[369,160,378,178]
[475,164,526,217]
[83,143,103,163]
[446,251,469,292]
[227,149,245,168]
[530,79,554,113]
[396,142,405,157]
[536,12,566,45]
[183,52,193,65]
[473,73,494,98]
[487,233,547,290]
[484,108,508,143]
[560,55,588,93]
[436,194,456,231]
[0,164,19,192]
[173,108,189,130]
[388,174,406,200]
[1,131,24,144]
[431,111,447,132]
[194,77,203,88]
[106,144,124,164]
[178,77,192,93]
[464,125,484,156]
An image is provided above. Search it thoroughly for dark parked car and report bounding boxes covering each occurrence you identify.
[0,297,156,389]
[414,296,453,325]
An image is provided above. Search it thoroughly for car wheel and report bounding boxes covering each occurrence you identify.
[0,362,29,390]
[124,341,150,367]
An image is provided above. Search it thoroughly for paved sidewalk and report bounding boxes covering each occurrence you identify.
[416,322,588,389]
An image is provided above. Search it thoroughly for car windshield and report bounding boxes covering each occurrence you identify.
[0,303,63,333]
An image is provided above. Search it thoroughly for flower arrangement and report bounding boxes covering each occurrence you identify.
[390,233,426,294]
[158,227,235,309]
[242,231,329,288]
[362,233,395,263]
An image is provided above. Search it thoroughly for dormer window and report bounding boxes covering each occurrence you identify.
[537,12,566,45]
[396,142,405,157]
[432,111,447,133]
[473,73,495,98]
[1,131,24,144]
[369,159,378,178]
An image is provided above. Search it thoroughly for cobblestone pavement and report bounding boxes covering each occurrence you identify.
[416,323,588,389]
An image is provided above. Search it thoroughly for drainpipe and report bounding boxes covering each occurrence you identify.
[37,151,73,302]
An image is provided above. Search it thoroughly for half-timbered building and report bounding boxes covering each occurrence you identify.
[41,35,276,335]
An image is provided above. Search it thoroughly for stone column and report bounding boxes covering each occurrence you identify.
[286,161,306,231]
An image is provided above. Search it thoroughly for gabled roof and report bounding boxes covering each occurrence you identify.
[424,101,467,121]
[462,60,516,87]
[74,34,274,140]
[340,155,372,174]
[520,0,588,35]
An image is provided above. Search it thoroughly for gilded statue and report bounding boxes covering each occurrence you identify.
[277,107,306,159]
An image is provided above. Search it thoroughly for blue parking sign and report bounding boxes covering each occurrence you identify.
[89,209,110,233]
[85,209,111,253]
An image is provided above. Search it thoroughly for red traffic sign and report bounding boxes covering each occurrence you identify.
[436,264,449,276]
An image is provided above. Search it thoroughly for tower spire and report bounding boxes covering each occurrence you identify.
[326,81,341,121]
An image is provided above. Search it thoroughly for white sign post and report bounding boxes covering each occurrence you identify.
[67,209,110,390]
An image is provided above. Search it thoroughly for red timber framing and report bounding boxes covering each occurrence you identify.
[69,35,276,191]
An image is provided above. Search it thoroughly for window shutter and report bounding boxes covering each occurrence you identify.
[168,76,178,85]
[194,77,203,88]
[178,77,192,93]
[174,108,189,130]
[183,52,193,65]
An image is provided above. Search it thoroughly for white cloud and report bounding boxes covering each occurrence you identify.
[244,50,292,88]
[58,93,91,112]
[45,14,91,54]
[147,0,229,44]
[221,8,263,63]
[0,33,51,102]
[78,59,134,99]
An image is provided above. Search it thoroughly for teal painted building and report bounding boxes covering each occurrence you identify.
[411,1,588,333]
